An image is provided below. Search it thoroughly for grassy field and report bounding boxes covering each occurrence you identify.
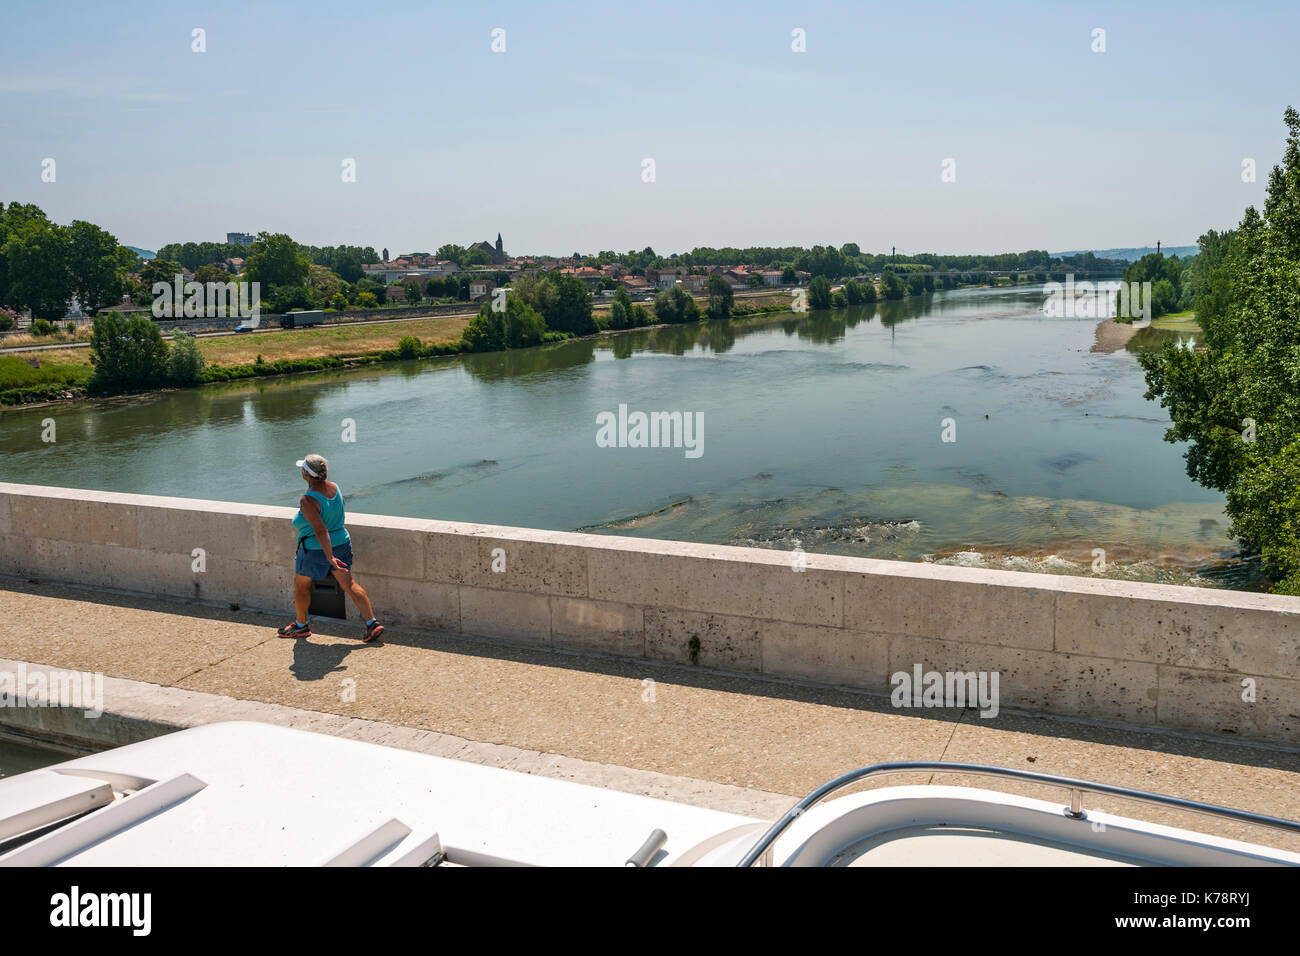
[1151,311,1201,332]
[8,313,473,371]
[0,354,92,399]
[197,314,469,366]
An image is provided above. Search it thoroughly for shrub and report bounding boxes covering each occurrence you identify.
[652,285,701,324]
[88,312,169,394]
[167,330,206,386]
[397,335,421,358]
[461,298,546,352]
[807,276,832,310]
[30,318,55,336]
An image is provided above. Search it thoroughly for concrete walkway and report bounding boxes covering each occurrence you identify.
[2,577,1298,851]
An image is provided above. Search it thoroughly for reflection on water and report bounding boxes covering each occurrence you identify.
[0,286,1255,589]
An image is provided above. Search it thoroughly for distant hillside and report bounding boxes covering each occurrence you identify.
[1053,245,1198,262]
[125,245,156,259]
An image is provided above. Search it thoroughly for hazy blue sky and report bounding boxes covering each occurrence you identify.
[1,0,1295,257]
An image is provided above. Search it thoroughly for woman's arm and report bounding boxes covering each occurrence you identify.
[300,496,343,568]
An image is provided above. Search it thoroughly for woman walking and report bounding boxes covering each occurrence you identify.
[278,453,385,642]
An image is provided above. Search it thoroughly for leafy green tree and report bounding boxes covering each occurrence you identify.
[65,221,132,315]
[1,217,72,319]
[404,281,423,306]
[706,274,734,319]
[193,264,233,285]
[513,273,594,334]
[88,312,169,394]
[435,244,468,266]
[782,266,796,284]
[652,285,700,324]
[140,258,184,290]
[267,284,316,313]
[844,280,863,305]
[244,233,310,289]
[609,285,634,330]
[807,276,832,309]
[879,271,905,300]
[461,296,546,352]
[1139,107,1300,592]
[0,202,53,307]
[167,330,205,386]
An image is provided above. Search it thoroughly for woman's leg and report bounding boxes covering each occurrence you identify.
[330,567,376,622]
[293,574,312,623]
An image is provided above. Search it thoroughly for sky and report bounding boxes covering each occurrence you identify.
[1,0,1296,258]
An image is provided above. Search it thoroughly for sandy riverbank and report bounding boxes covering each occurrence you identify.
[1091,317,1139,353]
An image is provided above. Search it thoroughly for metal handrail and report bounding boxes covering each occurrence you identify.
[736,761,1300,867]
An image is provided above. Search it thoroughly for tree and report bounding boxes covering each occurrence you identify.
[609,285,634,330]
[193,264,233,285]
[706,274,734,320]
[0,202,52,307]
[1139,107,1300,592]
[435,244,468,266]
[1,217,72,319]
[513,273,594,335]
[140,258,184,290]
[244,233,310,289]
[652,285,700,324]
[879,270,905,300]
[267,284,316,313]
[461,296,546,352]
[404,281,423,306]
[88,312,169,393]
[782,266,796,284]
[807,276,832,310]
[844,280,863,305]
[65,221,133,315]
[167,330,206,386]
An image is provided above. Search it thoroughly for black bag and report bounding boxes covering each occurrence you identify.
[298,536,348,620]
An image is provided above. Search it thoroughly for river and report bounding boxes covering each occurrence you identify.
[0,285,1253,589]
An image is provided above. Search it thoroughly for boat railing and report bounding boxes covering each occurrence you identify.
[736,761,1300,867]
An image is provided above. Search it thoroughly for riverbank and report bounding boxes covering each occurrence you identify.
[0,294,801,409]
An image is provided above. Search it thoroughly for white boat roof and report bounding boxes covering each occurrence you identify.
[0,722,760,867]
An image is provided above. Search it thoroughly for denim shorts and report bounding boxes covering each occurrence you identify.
[295,540,353,580]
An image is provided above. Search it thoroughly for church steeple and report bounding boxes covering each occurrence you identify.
[494,233,504,264]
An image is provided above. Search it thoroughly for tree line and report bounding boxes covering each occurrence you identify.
[1139,107,1300,593]
[0,203,140,321]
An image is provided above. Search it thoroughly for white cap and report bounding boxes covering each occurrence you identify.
[296,454,326,478]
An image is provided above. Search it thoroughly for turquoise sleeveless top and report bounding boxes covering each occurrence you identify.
[293,487,351,551]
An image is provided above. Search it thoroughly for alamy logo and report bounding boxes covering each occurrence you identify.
[152,274,259,319]
[50,887,151,936]
[890,665,1000,718]
[1042,275,1151,321]
[595,403,703,459]
[0,664,103,717]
